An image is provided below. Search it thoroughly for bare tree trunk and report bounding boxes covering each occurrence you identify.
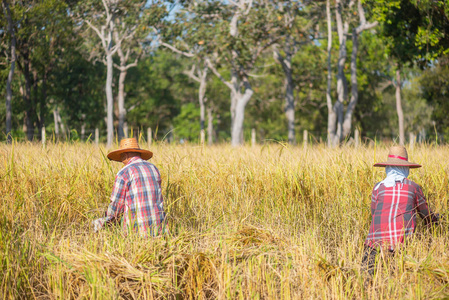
[274,39,295,145]
[215,68,254,147]
[114,28,139,141]
[117,68,127,140]
[215,65,253,147]
[83,1,118,147]
[207,107,213,145]
[52,107,66,140]
[334,102,344,145]
[285,74,295,145]
[229,8,244,145]
[342,1,377,138]
[198,65,208,130]
[326,0,336,147]
[23,50,34,141]
[335,0,350,145]
[231,86,253,146]
[342,27,359,137]
[395,69,405,146]
[53,108,59,139]
[2,0,15,143]
[106,53,114,147]
[205,1,261,146]
[183,63,211,137]
[40,71,47,137]
[230,10,240,131]
[333,0,359,146]
[33,71,42,139]
[81,114,86,140]
[283,39,295,145]
[230,69,238,129]
[59,112,66,138]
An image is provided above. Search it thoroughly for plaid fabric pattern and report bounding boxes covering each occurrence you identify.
[98,157,167,236]
[365,178,437,250]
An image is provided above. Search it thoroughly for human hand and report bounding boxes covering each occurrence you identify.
[92,218,104,233]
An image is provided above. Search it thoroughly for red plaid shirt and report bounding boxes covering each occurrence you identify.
[98,157,167,236]
[365,178,437,250]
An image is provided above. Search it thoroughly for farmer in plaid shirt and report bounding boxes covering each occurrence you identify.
[362,146,439,275]
[93,138,167,236]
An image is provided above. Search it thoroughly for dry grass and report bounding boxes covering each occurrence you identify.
[0,141,448,299]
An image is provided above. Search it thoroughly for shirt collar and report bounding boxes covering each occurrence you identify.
[126,156,142,165]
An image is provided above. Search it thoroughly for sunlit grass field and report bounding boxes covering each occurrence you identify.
[1,142,448,299]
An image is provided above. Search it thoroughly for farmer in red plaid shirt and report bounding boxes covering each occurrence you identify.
[362,146,439,275]
[92,138,167,236]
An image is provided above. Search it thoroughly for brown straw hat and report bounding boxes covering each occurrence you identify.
[107,138,153,162]
[374,146,421,168]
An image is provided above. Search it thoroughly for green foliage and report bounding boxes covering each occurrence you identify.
[52,52,105,130]
[125,50,196,139]
[367,0,449,64]
[1,0,449,143]
[411,0,449,58]
[419,56,449,141]
[173,103,201,142]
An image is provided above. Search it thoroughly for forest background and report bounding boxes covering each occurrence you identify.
[1,0,448,146]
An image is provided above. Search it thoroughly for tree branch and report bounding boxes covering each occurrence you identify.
[183,65,201,82]
[85,19,107,49]
[160,41,195,57]
[272,45,289,74]
[249,35,281,69]
[355,0,378,34]
[206,58,234,90]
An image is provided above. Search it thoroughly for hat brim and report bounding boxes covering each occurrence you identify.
[107,148,153,162]
[373,158,421,168]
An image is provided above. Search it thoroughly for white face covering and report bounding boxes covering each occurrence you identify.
[374,166,410,190]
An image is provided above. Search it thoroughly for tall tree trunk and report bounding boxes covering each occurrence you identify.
[285,73,295,145]
[230,10,239,132]
[342,1,377,138]
[230,69,238,130]
[81,117,86,140]
[117,67,127,140]
[229,9,243,145]
[205,3,259,146]
[284,38,296,145]
[274,43,296,145]
[326,0,336,147]
[183,63,210,139]
[33,70,41,138]
[23,50,34,141]
[231,84,253,146]
[342,27,359,137]
[334,102,344,145]
[333,0,354,146]
[40,71,47,137]
[207,107,213,145]
[106,53,114,147]
[395,69,405,146]
[53,108,59,139]
[84,3,117,146]
[58,110,66,137]
[2,0,16,143]
[114,39,139,141]
[199,66,208,131]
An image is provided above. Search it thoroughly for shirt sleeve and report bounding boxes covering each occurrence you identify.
[371,185,378,216]
[415,184,438,225]
[98,174,127,228]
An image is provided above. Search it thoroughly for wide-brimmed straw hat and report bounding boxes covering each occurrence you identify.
[374,146,421,168]
[107,138,153,162]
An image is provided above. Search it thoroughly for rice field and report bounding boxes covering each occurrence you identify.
[0,142,448,299]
